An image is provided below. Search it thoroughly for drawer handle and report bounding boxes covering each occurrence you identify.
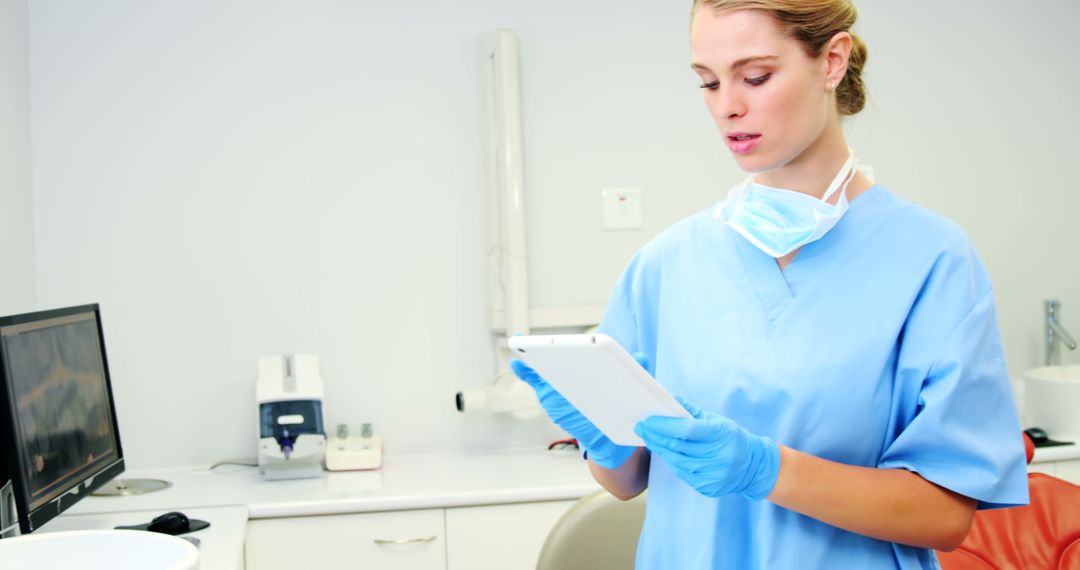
[373,535,437,545]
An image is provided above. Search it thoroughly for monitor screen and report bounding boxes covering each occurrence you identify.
[0,304,124,534]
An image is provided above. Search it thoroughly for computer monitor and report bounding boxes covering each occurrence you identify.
[0,304,124,535]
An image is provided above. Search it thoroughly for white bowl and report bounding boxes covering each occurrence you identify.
[0,529,198,570]
[1025,364,1080,439]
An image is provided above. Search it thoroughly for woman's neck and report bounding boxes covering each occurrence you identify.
[753,122,852,199]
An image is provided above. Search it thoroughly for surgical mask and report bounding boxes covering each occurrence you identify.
[714,152,857,258]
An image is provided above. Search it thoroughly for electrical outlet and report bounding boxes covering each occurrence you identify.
[601,187,643,230]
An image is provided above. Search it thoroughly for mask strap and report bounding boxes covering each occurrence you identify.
[820,150,856,204]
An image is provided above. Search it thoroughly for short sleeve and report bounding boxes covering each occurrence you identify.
[878,290,1029,510]
[596,250,660,376]
[598,267,641,360]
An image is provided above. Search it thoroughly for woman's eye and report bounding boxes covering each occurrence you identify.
[699,80,720,90]
[744,73,771,86]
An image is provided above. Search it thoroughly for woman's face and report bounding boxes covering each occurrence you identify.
[690,8,833,173]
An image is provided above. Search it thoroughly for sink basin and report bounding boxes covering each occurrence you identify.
[0,529,198,569]
[1025,365,1080,439]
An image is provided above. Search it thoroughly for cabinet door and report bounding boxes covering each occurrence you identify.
[245,509,445,570]
[1028,461,1057,476]
[1056,460,1080,484]
[445,500,576,570]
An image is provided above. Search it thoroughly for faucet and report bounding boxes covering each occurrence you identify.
[1046,299,1078,365]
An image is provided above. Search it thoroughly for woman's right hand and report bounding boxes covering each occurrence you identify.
[510,359,637,469]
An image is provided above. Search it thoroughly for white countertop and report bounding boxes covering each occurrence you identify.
[27,443,1075,569]
[1031,436,1080,463]
[20,448,596,570]
[63,440,1076,520]
[38,506,249,570]
[67,448,600,519]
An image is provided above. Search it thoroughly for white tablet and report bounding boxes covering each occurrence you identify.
[508,333,691,446]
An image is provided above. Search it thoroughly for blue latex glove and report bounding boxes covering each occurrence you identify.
[511,359,637,469]
[634,398,781,500]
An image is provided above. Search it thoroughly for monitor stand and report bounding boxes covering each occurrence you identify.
[1,479,17,538]
[91,478,172,497]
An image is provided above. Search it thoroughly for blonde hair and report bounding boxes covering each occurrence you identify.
[691,0,868,115]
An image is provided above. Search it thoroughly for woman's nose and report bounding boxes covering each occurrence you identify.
[711,86,745,120]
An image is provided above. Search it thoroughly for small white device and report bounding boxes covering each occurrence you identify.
[507,333,690,446]
[257,354,327,480]
[325,423,383,471]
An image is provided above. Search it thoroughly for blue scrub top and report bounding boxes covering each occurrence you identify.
[597,185,1029,569]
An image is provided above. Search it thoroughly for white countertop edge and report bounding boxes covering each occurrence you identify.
[1031,440,1080,463]
[247,482,602,519]
[65,500,252,518]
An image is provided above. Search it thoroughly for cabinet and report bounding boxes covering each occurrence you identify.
[245,508,446,570]
[244,500,577,570]
[445,500,576,570]
[1059,460,1080,483]
[1029,459,1080,484]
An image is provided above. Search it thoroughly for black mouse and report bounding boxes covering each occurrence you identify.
[1024,427,1049,445]
[116,511,210,535]
[147,511,190,534]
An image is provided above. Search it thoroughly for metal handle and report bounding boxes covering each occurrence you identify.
[373,535,437,545]
[1053,321,1078,350]
[1047,299,1078,365]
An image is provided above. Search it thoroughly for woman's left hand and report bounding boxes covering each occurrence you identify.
[635,398,781,500]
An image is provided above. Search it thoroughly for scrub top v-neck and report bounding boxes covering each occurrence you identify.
[598,184,1028,569]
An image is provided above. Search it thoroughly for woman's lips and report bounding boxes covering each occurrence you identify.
[726,133,761,154]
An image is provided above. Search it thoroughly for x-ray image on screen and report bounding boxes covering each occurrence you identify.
[1,313,119,511]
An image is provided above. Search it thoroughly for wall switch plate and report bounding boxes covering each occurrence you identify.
[601,187,643,230]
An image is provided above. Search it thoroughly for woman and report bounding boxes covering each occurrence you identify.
[513,0,1029,568]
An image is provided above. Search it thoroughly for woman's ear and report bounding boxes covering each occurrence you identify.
[824,31,852,91]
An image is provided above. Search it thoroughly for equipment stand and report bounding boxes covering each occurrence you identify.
[1,479,18,538]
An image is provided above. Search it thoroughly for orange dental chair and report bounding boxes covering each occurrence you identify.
[937,433,1080,569]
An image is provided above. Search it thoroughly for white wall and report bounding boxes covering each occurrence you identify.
[850,2,1080,379]
[0,0,35,315]
[26,1,1080,469]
